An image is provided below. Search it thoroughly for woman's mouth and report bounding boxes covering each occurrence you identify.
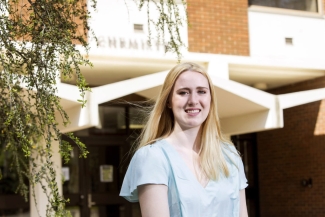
[185,109,201,113]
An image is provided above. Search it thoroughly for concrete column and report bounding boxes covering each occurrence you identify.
[30,139,62,217]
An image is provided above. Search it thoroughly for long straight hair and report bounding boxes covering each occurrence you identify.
[136,62,236,180]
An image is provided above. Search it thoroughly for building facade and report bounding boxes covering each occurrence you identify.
[1,0,325,216]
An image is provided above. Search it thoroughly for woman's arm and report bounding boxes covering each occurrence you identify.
[239,189,248,217]
[138,184,170,217]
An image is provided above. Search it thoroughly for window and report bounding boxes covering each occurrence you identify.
[98,106,126,134]
[134,24,144,33]
[249,0,318,12]
[129,106,146,129]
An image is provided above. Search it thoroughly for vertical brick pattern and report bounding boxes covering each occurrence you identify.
[9,0,31,41]
[187,0,250,55]
[74,0,88,44]
[257,76,325,217]
[10,0,87,44]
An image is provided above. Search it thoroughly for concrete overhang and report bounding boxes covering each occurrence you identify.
[71,52,325,92]
[57,70,325,135]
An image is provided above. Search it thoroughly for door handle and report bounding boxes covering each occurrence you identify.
[88,193,96,208]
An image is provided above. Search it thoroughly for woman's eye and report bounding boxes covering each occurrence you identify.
[198,90,206,94]
[179,91,189,95]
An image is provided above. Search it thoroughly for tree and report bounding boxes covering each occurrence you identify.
[0,0,185,216]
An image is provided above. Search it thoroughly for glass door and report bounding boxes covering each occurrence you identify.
[63,140,134,217]
[232,133,260,217]
[83,144,132,217]
[63,103,146,217]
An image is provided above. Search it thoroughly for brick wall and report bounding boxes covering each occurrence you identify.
[257,76,325,217]
[187,0,250,55]
[75,0,88,44]
[11,0,87,44]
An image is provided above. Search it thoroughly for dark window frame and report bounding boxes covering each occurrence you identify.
[249,0,319,13]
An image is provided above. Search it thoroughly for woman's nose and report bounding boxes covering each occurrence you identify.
[188,93,199,106]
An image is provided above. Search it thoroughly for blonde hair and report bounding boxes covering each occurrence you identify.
[136,62,235,180]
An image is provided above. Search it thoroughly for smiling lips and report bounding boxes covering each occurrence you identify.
[185,109,201,114]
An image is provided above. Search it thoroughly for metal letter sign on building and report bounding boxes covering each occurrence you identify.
[91,36,164,52]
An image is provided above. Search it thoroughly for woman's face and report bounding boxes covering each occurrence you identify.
[169,70,211,130]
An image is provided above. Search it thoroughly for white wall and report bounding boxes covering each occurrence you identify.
[248,11,325,60]
[88,0,188,57]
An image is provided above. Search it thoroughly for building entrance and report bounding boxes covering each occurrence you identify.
[231,133,260,217]
[63,97,147,217]
[63,135,136,217]
[84,144,127,217]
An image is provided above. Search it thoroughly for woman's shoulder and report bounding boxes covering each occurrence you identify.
[222,142,238,154]
[133,140,167,161]
[120,141,170,201]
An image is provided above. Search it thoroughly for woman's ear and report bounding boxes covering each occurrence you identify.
[167,101,172,108]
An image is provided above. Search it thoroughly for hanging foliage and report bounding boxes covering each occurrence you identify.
[139,0,187,60]
[0,0,186,216]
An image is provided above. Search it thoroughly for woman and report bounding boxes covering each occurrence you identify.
[120,62,248,217]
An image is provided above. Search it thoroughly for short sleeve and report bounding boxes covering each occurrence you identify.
[119,145,169,202]
[238,157,248,190]
[224,144,248,190]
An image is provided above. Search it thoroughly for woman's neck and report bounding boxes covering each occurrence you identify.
[166,124,202,153]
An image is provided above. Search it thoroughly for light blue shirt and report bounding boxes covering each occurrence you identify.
[120,139,248,217]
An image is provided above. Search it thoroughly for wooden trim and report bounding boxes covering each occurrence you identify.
[92,193,128,205]
[0,195,28,209]
[249,5,324,18]
[79,135,129,146]
[64,194,81,206]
